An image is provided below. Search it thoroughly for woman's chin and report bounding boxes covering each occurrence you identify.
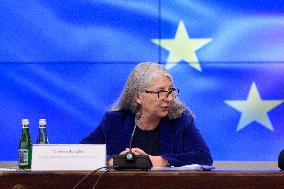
[158,110,169,118]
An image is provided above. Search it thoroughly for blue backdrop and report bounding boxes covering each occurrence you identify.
[1,0,284,161]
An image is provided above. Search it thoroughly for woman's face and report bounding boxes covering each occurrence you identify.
[136,75,175,119]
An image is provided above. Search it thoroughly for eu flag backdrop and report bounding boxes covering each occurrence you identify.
[0,0,284,161]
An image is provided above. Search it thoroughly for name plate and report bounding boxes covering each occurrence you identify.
[31,144,106,171]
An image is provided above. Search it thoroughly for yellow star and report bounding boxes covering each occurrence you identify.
[224,82,283,131]
[151,20,212,71]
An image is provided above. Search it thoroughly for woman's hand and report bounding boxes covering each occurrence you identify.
[149,155,168,167]
[130,148,169,167]
[131,148,147,155]
[130,149,169,167]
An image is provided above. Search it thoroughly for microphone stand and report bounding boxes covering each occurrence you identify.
[112,112,153,170]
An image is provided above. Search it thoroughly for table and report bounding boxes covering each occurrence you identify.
[0,170,284,189]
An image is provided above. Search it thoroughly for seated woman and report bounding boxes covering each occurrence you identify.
[80,62,213,167]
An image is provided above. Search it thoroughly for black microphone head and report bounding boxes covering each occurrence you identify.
[278,149,284,170]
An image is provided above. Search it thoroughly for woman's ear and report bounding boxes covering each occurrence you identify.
[135,93,142,105]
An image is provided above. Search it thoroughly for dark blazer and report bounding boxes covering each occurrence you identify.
[80,110,213,167]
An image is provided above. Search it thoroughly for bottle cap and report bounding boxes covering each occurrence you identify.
[22,119,29,125]
[39,119,47,126]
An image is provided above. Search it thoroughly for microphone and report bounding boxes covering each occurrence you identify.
[278,149,284,170]
[112,111,153,170]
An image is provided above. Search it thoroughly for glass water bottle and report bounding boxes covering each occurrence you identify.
[18,119,32,170]
[36,118,49,144]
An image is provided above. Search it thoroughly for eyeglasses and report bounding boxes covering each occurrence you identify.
[145,88,179,100]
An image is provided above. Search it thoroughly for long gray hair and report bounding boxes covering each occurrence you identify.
[111,62,186,119]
